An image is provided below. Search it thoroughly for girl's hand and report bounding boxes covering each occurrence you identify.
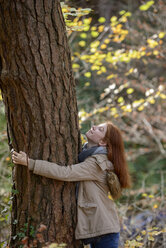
[12,151,28,166]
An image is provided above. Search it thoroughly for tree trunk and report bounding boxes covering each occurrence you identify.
[0,0,81,247]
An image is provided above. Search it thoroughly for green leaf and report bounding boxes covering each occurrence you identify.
[98,17,106,23]
[139,1,154,11]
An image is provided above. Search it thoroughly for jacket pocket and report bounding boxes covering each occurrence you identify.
[78,202,97,215]
[78,202,97,208]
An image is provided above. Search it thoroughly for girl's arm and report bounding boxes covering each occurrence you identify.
[12,151,102,182]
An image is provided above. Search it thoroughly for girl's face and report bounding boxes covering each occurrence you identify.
[86,123,107,146]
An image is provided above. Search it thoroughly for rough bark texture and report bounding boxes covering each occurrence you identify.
[0,0,81,247]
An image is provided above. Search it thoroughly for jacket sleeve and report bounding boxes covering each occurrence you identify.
[28,157,102,181]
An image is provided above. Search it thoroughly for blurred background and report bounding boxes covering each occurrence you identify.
[0,0,166,247]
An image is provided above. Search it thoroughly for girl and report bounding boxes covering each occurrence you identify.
[12,122,131,248]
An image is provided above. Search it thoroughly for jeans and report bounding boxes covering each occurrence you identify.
[84,232,120,248]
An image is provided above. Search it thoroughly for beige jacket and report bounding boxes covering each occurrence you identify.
[29,154,120,240]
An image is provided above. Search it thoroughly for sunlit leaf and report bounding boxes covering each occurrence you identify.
[85,82,90,87]
[119,10,126,15]
[138,105,144,111]
[147,39,158,48]
[83,17,92,25]
[117,97,124,103]
[139,1,154,11]
[98,17,106,23]
[98,25,104,32]
[160,93,166,99]
[158,32,166,39]
[91,65,100,70]
[104,39,110,44]
[136,236,143,241]
[106,74,117,80]
[126,88,134,94]
[90,40,100,48]
[124,11,132,17]
[141,230,146,235]
[91,31,99,37]
[119,16,127,23]
[91,26,97,31]
[80,33,87,39]
[78,40,86,47]
[100,44,107,49]
[100,66,106,72]
[148,236,154,241]
[72,63,80,69]
[110,16,117,22]
[84,72,91,78]
[153,50,159,55]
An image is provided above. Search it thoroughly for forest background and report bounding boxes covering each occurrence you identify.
[0,0,166,247]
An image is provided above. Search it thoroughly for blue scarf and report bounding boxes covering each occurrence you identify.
[78,142,107,162]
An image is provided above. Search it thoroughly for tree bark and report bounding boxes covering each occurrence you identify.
[0,0,80,247]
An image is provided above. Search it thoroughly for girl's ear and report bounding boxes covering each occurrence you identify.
[99,140,107,147]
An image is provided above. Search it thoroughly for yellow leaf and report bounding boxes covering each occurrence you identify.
[148,236,154,241]
[147,39,158,48]
[108,192,113,200]
[91,26,97,31]
[158,32,166,39]
[81,134,86,145]
[91,31,99,37]
[138,105,144,111]
[72,63,80,69]
[142,193,147,197]
[110,16,117,22]
[83,26,90,31]
[78,40,86,47]
[81,55,88,60]
[98,25,104,32]
[84,72,91,78]
[120,16,127,23]
[153,204,158,209]
[136,236,143,241]
[153,50,159,55]
[119,10,126,15]
[141,230,146,235]
[139,1,154,11]
[90,40,100,48]
[148,194,154,198]
[83,18,92,25]
[125,68,134,75]
[91,65,100,71]
[106,74,117,80]
[160,93,166,99]
[90,48,97,53]
[98,17,106,23]
[101,44,107,49]
[117,97,124,103]
[97,70,102,75]
[100,66,107,72]
[80,33,87,39]
[126,88,134,94]
[124,12,132,17]
[111,107,117,114]
[62,8,68,13]
[104,39,110,44]
[78,21,83,26]
[85,82,90,87]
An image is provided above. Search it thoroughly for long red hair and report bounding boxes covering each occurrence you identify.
[103,122,131,188]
